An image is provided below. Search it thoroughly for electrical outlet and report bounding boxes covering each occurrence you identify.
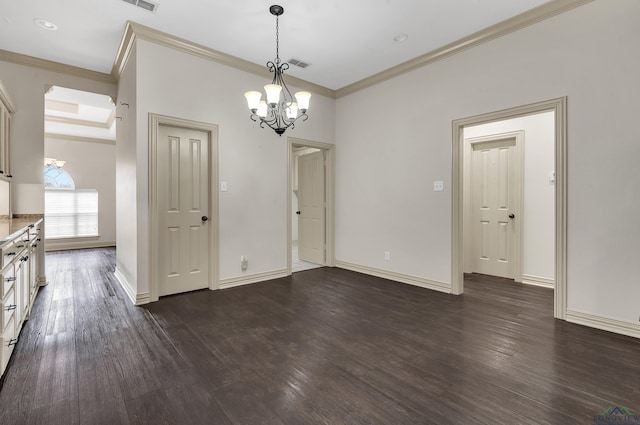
[240,255,248,271]
[384,251,391,261]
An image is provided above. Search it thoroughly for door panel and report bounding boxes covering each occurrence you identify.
[158,125,210,296]
[471,139,517,278]
[298,150,325,264]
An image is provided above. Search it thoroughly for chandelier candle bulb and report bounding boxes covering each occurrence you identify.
[243,5,311,136]
[286,102,298,120]
[294,91,311,112]
[264,84,282,107]
[257,101,268,118]
[244,91,262,112]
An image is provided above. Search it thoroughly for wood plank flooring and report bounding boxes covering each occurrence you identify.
[1,248,639,424]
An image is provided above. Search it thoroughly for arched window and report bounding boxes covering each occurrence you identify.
[44,166,98,238]
[44,165,75,188]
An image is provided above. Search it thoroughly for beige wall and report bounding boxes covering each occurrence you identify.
[124,39,335,297]
[335,0,640,324]
[0,61,116,214]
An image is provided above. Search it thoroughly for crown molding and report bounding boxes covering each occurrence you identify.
[0,79,16,113]
[45,114,111,129]
[45,133,115,145]
[0,49,117,85]
[112,21,336,99]
[2,0,591,100]
[335,0,593,98]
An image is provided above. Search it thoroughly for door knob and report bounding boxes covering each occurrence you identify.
[201,216,209,222]
[296,211,301,215]
[508,213,515,219]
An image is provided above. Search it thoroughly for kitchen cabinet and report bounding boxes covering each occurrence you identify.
[0,80,15,180]
[0,219,44,376]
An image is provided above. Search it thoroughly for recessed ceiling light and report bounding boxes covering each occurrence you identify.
[34,18,58,31]
[394,33,409,42]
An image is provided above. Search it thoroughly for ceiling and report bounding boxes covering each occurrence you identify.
[1,0,552,91]
[45,86,116,142]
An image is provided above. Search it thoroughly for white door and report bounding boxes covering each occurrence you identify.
[298,150,325,264]
[471,139,518,278]
[157,124,210,296]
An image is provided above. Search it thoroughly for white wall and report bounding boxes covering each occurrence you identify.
[125,39,335,296]
[44,137,116,249]
[464,112,555,283]
[335,0,640,324]
[115,42,139,297]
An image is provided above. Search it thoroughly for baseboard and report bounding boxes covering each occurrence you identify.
[566,309,640,339]
[335,261,451,294]
[36,275,47,287]
[114,267,150,306]
[219,269,288,290]
[45,240,116,252]
[521,274,555,289]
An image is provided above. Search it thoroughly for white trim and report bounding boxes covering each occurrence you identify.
[219,269,288,290]
[0,79,16,113]
[112,22,334,99]
[45,133,115,145]
[45,240,115,252]
[566,310,640,339]
[286,137,336,276]
[336,261,450,294]
[114,267,150,305]
[452,97,567,320]
[335,0,592,97]
[0,49,116,85]
[521,274,554,289]
[148,114,219,302]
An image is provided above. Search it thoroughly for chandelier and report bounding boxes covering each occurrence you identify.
[44,157,66,168]
[244,5,311,136]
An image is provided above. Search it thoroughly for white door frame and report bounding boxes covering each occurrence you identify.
[464,131,524,281]
[149,113,219,302]
[452,97,567,319]
[287,137,335,275]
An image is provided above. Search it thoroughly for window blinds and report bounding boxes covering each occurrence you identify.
[45,189,99,239]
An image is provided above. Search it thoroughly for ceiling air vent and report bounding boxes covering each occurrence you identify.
[288,58,310,69]
[122,0,159,13]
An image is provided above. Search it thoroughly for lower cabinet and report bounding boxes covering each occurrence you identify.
[0,219,43,377]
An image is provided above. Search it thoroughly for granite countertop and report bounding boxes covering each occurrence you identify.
[0,216,43,244]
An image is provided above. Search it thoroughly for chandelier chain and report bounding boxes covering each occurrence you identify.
[275,15,280,64]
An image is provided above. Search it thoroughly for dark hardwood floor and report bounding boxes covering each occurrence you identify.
[1,248,639,424]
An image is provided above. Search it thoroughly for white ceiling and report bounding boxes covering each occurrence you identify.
[1,0,551,90]
[45,86,116,141]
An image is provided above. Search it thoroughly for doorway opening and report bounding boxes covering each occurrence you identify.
[452,98,567,319]
[287,137,335,274]
[43,86,116,251]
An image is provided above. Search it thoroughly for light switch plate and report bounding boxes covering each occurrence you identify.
[433,181,444,192]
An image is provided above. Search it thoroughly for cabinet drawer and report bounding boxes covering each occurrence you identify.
[0,314,16,376]
[1,265,15,298]
[2,286,16,333]
[1,243,19,269]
